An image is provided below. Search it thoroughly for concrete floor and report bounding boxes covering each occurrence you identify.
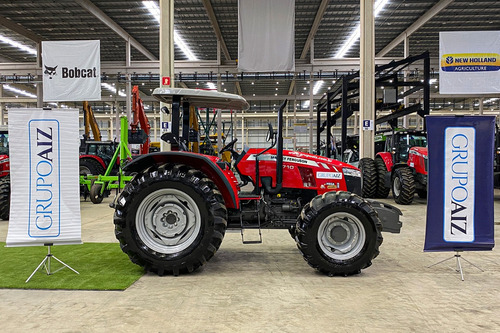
[1,192,500,333]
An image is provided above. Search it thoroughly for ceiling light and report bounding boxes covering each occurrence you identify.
[3,84,36,98]
[313,80,324,95]
[102,83,126,97]
[0,35,37,55]
[143,1,197,61]
[335,0,389,58]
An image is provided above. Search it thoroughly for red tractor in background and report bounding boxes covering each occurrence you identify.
[111,88,402,277]
[0,125,9,220]
[361,130,427,205]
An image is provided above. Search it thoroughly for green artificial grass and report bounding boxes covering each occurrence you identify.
[0,242,144,290]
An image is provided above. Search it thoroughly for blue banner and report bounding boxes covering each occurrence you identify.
[424,116,495,252]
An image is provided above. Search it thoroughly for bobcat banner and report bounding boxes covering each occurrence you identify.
[424,116,495,252]
[42,40,101,102]
[6,108,81,247]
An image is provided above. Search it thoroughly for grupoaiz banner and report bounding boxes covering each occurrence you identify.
[439,31,500,94]
[424,116,495,252]
[42,40,101,102]
[6,109,81,247]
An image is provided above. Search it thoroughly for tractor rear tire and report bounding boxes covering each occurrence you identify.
[374,157,390,199]
[113,163,227,276]
[295,191,383,276]
[80,158,105,176]
[359,158,377,198]
[392,167,415,205]
[0,176,10,220]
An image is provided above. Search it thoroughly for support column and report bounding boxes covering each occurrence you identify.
[0,85,4,125]
[308,76,314,154]
[126,39,132,123]
[359,0,375,158]
[160,0,175,151]
[37,42,43,108]
[403,35,409,128]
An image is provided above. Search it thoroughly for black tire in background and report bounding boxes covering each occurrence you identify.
[358,157,377,198]
[113,163,227,276]
[392,166,415,205]
[80,158,105,176]
[374,157,390,199]
[0,176,10,220]
[295,191,383,276]
[417,189,427,199]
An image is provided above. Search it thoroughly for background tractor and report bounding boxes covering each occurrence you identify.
[111,88,402,277]
[361,130,427,205]
[0,125,9,220]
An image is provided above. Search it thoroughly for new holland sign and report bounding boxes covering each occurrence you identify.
[42,40,101,102]
[440,31,500,94]
[7,108,81,247]
[424,116,495,252]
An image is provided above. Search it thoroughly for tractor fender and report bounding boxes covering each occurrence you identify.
[80,154,106,170]
[122,152,239,209]
[375,152,393,172]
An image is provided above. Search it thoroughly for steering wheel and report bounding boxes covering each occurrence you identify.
[220,138,238,154]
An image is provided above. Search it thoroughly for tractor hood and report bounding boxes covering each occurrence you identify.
[281,149,359,170]
[410,146,428,156]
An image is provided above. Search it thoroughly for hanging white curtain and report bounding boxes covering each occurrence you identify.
[238,0,295,72]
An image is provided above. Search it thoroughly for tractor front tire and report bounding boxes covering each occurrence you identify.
[295,191,383,276]
[0,176,10,220]
[113,164,227,276]
[374,157,390,199]
[392,167,415,205]
[359,158,377,198]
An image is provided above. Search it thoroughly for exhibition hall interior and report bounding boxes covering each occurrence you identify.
[0,0,499,332]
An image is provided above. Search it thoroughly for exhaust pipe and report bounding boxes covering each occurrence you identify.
[263,99,287,194]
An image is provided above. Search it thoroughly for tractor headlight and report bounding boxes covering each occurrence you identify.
[342,167,361,178]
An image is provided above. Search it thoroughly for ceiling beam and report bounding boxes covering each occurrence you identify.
[300,0,329,60]
[201,0,230,61]
[200,0,242,95]
[376,0,454,57]
[74,0,157,61]
[0,15,44,43]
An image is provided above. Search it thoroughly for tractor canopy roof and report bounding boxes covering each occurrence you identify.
[152,88,250,111]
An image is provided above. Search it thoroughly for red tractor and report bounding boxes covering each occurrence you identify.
[364,130,427,205]
[0,126,9,220]
[111,88,402,276]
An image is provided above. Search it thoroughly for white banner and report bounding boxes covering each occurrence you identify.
[439,31,500,94]
[6,109,81,247]
[238,0,295,72]
[42,40,101,102]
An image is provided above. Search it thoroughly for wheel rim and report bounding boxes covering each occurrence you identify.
[393,176,401,197]
[136,188,201,254]
[317,212,366,260]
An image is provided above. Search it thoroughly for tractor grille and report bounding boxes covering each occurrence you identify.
[345,175,362,195]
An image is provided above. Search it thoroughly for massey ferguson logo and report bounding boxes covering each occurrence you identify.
[44,64,97,79]
[44,65,57,79]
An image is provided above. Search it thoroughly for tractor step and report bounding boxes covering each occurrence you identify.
[239,195,262,244]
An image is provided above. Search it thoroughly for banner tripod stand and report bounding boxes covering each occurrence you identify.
[26,243,79,283]
[427,251,484,281]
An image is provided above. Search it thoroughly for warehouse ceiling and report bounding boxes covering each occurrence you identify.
[1,0,500,109]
